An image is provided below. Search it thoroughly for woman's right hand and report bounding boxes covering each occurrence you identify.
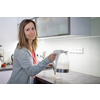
[48,53,57,62]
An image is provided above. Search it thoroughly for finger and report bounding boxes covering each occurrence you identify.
[52,53,57,56]
[53,53,57,56]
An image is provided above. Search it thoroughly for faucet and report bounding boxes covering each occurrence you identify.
[40,55,45,59]
[40,51,46,59]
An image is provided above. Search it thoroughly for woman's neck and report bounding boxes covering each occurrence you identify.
[28,40,33,51]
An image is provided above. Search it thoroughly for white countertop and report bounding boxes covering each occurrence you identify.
[36,68,100,84]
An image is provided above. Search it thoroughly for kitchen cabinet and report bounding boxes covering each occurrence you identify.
[35,17,91,38]
[0,65,12,84]
[36,17,69,38]
[34,77,52,84]
[70,17,91,36]
[0,70,12,84]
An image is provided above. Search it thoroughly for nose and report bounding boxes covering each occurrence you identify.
[29,29,34,34]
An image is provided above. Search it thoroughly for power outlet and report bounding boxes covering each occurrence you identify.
[69,48,83,54]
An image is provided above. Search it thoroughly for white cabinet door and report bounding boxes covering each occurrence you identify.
[35,17,91,37]
[0,70,12,84]
[70,17,91,35]
[36,17,69,37]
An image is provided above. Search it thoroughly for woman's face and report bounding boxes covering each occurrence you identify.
[24,22,36,42]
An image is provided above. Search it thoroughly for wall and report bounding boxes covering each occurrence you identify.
[17,17,33,24]
[37,36,100,77]
[0,17,18,63]
[90,18,100,77]
[90,36,100,77]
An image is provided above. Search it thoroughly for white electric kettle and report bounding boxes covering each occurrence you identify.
[52,50,69,75]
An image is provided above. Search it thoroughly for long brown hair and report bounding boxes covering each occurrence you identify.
[17,19,38,52]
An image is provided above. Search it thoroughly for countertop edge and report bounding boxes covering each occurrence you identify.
[0,65,13,71]
[0,68,12,71]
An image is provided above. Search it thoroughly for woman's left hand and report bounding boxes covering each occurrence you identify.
[48,63,53,68]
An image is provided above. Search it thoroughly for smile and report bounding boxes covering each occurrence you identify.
[29,35,34,37]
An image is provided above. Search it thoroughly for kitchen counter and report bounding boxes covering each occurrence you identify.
[0,65,13,84]
[1,65,100,84]
[0,65,13,71]
[36,68,100,84]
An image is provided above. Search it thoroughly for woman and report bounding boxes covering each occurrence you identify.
[7,19,56,84]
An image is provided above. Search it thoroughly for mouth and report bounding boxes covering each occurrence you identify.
[29,35,35,38]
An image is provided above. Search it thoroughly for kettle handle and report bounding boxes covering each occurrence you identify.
[52,51,60,71]
[11,54,14,61]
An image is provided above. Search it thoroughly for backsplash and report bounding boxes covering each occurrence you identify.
[4,52,14,63]
[36,36,100,77]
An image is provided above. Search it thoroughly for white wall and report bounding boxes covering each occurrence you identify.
[0,17,18,63]
[90,37,100,76]
[17,17,34,24]
[36,36,100,77]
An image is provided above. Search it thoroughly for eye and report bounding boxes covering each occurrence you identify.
[26,28,29,31]
[32,27,34,30]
